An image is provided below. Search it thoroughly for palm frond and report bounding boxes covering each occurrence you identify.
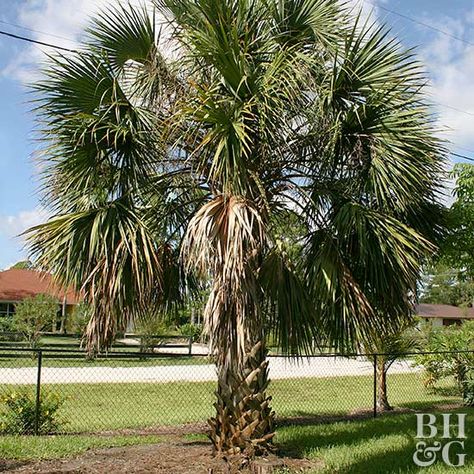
[87,2,157,70]
[260,247,318,355]
[25,201,163,351]
[271,0,342,47]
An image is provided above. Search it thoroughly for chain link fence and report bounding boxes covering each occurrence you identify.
[0,347,466,435]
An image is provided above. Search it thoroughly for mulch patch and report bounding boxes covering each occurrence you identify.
[2,437,318,474]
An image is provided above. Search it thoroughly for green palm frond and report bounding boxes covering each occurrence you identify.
[87,2,157,70]
[271,0,343,47]
[260,247,318,355]
[34,50,162,211]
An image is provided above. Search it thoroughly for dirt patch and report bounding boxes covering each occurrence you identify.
[0,461,28,473]
[94,421,209,437]
[4,438,318,474]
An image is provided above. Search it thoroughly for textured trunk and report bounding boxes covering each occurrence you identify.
[376,359,392,411]
[208,340,275,455]
[184,196,273,454]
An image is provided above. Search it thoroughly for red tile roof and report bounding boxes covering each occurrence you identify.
[0,269,81,305]
[416,303,474,320]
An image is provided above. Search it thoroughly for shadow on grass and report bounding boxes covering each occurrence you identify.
[278,413,413,453]
[0,460,30,472]
[276,408,474,473]
[276,401,465,429]
[428,385,461,397]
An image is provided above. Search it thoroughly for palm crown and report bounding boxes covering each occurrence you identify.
[27,0,445,453]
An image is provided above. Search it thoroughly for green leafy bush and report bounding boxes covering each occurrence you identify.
[463,378,474,406]
[0,317,15,333]
[0,389,65,435]
[13,294,58,350]
[68,303,92,335]
[414,321,474,393]
[135,316,170,353]
[179,323,202,341]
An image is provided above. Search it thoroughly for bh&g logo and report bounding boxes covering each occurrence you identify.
[413,413,466,467]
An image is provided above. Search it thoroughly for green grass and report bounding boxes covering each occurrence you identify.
[0,434,161,461]
[276,410,474,473]
[3,412,473,471]
[0,354,210,368]
[0,373,461,433]
[0,371,467,472]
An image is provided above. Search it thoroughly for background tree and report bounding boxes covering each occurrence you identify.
[26,0,445,454]
[419,164,474,307]
[13,294,58,350]
[415,321,474,404]
[420,263,474,307]
[443,164,474,278]
[10,261,34,270]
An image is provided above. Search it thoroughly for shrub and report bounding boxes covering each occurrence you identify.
[463,378,474,407]
[414,321,474,393]
[13,294,58,350]
[68,303,92,335]
[135,316,170,353]
[179,323,202,341]
[0,316,14,333]
[0,389,65,435]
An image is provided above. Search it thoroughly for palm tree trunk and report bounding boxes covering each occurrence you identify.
[376,359,392,411]
[208,340,275,455]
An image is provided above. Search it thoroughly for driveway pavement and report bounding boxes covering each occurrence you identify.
[0,356,419,385]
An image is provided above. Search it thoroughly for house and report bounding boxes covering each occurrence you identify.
[415,303,474,327]
[0,268,81,332]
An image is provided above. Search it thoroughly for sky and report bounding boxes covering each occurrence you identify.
[0,0,473,269]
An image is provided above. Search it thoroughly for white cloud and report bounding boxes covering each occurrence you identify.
[3,0,152,82]
[418,15,474,151]
[0,207,50,239]
[347,0,379,24]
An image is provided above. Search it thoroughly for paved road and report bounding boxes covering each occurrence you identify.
[0,357,419,385]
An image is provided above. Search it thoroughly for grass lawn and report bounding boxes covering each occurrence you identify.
[0,354,210,368]
[0,434,161,461]
[277,410,474,473]
[0,371,468,472]
[0,372,460,433]
[3,412,473,472]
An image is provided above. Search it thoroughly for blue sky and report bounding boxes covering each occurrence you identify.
[0,0,473,269]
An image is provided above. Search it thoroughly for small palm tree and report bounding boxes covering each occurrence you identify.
[27,0,445,454]
[365,320,420,411]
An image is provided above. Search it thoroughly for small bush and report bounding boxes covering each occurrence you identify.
[0,317,14,333]
[68,303,92,335]
[13,294,58,350]
[414,322,474,393]
[135,316,171,353]
[463,377,474,406]
[0,389,65,435]
[179,323,202,341]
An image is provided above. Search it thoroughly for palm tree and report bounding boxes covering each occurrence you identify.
[365,320,420,411]
[27,0,445,454]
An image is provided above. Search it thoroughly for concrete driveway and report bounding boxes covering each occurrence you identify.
[0,356,419,385]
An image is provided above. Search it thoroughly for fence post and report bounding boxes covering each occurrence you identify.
[34,350,43,435]
[188,336,193,356]
[373,354,377,418]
